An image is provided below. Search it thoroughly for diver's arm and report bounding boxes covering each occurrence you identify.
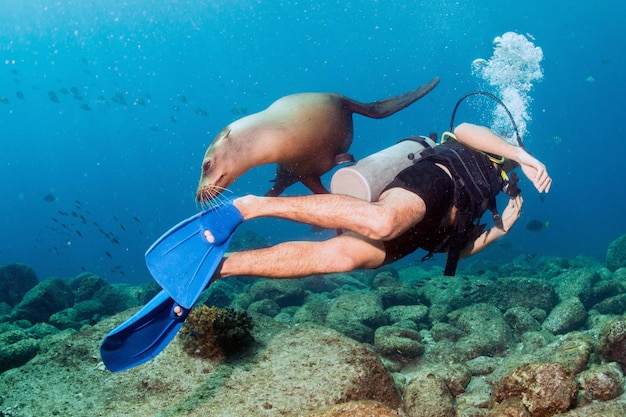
[453,123,552,193]
[461,195,523,258]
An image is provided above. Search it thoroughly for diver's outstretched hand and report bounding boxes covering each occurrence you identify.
[501,195,523,232]
[517,150,552,193]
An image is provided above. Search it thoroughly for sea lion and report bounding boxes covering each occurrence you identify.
[196,76,440,202]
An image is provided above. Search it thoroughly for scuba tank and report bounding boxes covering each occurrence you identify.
[330,136,437,201]
[330,91,524,203]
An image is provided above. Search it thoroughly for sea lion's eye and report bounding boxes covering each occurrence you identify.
[203,160,211,172]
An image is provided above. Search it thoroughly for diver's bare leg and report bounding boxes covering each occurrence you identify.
[217,232,385,279]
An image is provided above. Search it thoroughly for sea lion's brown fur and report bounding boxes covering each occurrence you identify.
[196,77,439,201]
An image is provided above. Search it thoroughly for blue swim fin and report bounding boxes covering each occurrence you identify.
[145,200,243,309]
[100,289,189,372]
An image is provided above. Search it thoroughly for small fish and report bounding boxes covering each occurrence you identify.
[48,91,60,103]
[119,224,126,231]
[59,87,69,94]
[76,230,83,237]
[132,216,141,223]
[58,210,69,216]
[526,220,549,232]
[80,103,91,111]
[195,107,208,116]
[105,251,112,259]
[179,95,188,103]
[15,91,24,99]
[0,96,9,104]
[44,193,58,202]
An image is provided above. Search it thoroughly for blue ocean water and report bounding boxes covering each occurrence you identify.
[1,0,624,284]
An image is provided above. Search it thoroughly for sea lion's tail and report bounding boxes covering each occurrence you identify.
[346,76,440,119]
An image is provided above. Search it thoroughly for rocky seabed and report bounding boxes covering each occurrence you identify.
[1,233,626,416]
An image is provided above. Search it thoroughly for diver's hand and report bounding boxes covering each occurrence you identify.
[502,195,523,232]
[516,150,551,193]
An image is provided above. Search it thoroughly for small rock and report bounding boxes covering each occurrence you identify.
[293,295,330,325]
[504,307,541,336]
[248,279,305,307]
[421,363,472,396]
[606,233,626,271]
[13,278,75,323]
[0,329,40,373]
[302,400,401,417]
[494,363,577,417]
[541,297,586,335]
[384,305,429,326]
[248,299,281,317]
[69,272,109,302]
[466,356,502,376]
[374,326,424,362]
[403,371,455,417]
[430,322,466,342]
[577,363,624,401]
[0,263,39,307]
[598,316,626,366]
[488,397,531,417]
[325,291,386,343]
[593,293,626,315]
[449,303,514,360]
[549,269,599,307]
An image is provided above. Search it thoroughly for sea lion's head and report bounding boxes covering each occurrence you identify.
[196,127,237,203]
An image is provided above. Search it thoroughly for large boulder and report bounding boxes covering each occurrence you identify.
[194,325,401,416]
[12,278,74,323]
[0,263,38,307]
[606,233,626,271]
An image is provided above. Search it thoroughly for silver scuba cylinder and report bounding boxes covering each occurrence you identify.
[330,136,437,202]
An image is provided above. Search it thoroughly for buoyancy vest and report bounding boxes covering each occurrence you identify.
[420,138,506,276]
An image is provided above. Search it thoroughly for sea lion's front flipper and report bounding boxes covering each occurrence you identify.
[335,152,355,165]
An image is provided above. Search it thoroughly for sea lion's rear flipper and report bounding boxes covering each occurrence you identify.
[347,76,440,119]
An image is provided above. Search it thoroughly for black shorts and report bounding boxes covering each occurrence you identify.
[381,159,454,265]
